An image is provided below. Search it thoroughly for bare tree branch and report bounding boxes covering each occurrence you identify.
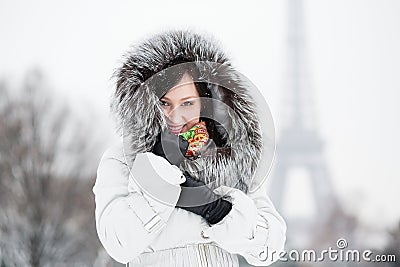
[0,69,107,266]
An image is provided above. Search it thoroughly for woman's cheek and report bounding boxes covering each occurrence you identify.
[161,106,170,117]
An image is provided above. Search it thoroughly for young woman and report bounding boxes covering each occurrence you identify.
[93,30,286,266]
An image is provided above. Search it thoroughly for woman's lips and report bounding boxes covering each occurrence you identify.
[168,124,185,134]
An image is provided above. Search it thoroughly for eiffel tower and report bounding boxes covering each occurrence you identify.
[268,0,338,247]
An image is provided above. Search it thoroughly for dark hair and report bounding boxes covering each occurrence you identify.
[151,57,227,148]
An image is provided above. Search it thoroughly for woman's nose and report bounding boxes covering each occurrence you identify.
[166,106,184,123]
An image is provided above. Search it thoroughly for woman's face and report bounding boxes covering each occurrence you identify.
[160,72,201,135]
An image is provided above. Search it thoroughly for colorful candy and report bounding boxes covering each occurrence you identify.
[179,121,209,157]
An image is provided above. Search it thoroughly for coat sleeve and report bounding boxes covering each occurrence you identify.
[92,146,183,264]
[202,181,287,266]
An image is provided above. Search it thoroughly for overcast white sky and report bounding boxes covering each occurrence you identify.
[1,0,399,231]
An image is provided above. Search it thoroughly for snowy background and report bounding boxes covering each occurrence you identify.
[1,0,399,266]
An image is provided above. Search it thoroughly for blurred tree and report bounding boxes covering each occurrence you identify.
[0,69,113,266]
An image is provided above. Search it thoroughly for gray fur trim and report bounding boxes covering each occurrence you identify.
[111,30,262,194]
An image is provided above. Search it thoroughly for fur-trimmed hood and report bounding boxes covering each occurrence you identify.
[111,30,263,194]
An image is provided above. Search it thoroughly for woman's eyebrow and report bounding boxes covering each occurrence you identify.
[180,96,199,101]
[161,96,198,101]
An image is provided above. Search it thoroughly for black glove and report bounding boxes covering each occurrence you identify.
[152,130,232,224]
[152,130,189,166]
[177,172,232,225]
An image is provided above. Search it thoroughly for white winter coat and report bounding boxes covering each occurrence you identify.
[93,140,286,266]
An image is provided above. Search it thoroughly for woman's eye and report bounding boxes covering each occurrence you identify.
[160,100,169,106]
[181,101,193,106]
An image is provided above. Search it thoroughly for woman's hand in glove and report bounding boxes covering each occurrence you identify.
[177,172,232,225]
[151,129,230,225]
[152,130,188,166]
